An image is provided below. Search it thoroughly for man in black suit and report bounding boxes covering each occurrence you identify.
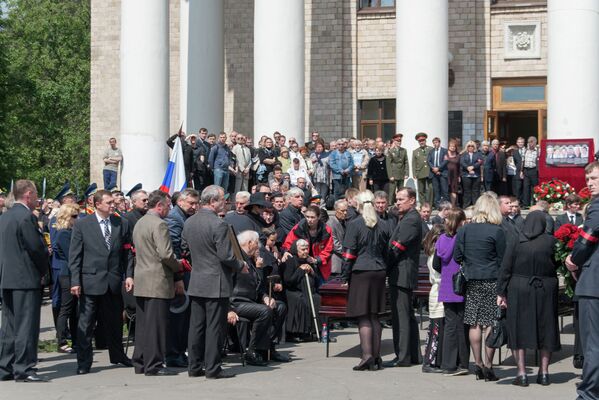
[69,189,134,375]
[384,187,423,367]
[427,137,448,208]
[183,185,248,379]
[276,188,304,243]
[555,194,584,229]
[567,162,599,397]
[0,180,50,382]
[229,230,289,366]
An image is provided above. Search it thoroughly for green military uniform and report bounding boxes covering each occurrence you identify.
[386,146,409,203]
[412,144,433,205]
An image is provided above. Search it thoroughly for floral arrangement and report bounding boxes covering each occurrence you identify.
[533,179,576,204]
[554,223,581,297]
[579,186,592,204]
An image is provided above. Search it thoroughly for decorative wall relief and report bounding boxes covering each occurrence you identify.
[504,21,541,59]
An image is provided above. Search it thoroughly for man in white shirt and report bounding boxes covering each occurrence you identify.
[103,138,123,191]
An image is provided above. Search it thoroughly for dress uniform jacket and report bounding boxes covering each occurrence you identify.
[386,147,409,181]
[132,212,181,299]
[412,146,433,179]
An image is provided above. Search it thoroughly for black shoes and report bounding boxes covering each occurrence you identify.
[443,368,469,376]
[375,357,384,370]
[483,367,499,382]
[512,375,529,387]
[206,370,235,379]
[269,350,290,363]
[244,351,268,367]
[473,365,485,380]
[76,368,90,375]
[111,358,133,368]
[382,357,412,368]
[353,357,376,371]
[422,365,443,374]
[15,373,50,383]
[188,369,206,378]
[0,374,14,381]
[537,373,550,386]
[145,368,178,376]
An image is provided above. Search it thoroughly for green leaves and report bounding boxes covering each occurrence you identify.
[0,0,90,196]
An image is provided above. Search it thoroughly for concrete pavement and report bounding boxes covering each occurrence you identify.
[0,302,582,400]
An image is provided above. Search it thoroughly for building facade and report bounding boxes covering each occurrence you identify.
[90,0,588,189]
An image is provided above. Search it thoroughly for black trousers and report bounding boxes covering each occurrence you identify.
[56,275,78,347]
[441,302,470,370]
[166,272,191,364]
[577,297,599,400]
[389,285,421,364]
[0,289,41,379]
[188,296,228,377]
[132,297,170,374]
[461,177,480,208]
[76,289,128,370]
[431,174,448,208]
[512,176,523,203]
[522,167,538,207]
[233,300,287,351]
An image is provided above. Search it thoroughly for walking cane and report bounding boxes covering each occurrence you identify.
[266,275,280,360]
[304,272,320,342]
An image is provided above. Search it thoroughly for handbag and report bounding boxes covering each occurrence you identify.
[485,307,508,349]
[452,267,467,296]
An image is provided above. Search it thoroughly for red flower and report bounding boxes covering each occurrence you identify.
[567,238,576,249]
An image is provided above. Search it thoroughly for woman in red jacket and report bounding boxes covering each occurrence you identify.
[282,205,334,282]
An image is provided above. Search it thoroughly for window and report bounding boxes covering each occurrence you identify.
[501,86,545,103]
[359,0,395,12]
[359,99,396,141]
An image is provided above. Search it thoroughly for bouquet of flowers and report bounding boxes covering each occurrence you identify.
[554,223,581,297]
[533,179,576,204]
[579,186,592,205]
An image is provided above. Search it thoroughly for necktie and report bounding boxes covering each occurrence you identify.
[470,153,472,163]
[102,219,111,250]
[570,215,575,224]
[435,150,439,167]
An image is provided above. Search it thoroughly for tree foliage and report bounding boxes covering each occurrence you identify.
[0,0,90,197]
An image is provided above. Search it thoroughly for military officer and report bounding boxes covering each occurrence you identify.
[411,133,433,206]
[386,133,409,204]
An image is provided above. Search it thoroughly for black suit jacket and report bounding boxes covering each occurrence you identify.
[513,148,524,176]
[388,208,423,289]
[555,212,584,229]
[427,147,448,178]
[68,213,133,296]
[0,203,49,289]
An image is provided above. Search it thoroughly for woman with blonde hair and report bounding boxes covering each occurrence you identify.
[53,203,80,353]
[341,190,391,371]
[453,193,506,381]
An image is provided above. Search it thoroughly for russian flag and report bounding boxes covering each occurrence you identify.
[159,136,187,195]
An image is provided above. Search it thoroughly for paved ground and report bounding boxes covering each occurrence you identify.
[0,302,582,400]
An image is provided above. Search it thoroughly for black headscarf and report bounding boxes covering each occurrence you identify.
[521,210,547,241]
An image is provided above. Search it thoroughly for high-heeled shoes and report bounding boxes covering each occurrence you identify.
[353,357,376,371]
[537,373,550,386]
[512,375,529,387]
[483,366,499,382]
[473,365,485,380]
[374,357,383,370]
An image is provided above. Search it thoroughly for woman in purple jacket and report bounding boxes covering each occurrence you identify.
[436,208,469,375]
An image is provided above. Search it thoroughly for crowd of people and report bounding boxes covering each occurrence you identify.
[1,130,599,400]
[156,129,542,213]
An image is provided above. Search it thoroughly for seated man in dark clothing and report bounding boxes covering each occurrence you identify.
[229,230,289,365]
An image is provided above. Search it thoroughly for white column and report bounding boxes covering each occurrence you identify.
[180,0,224,134]
[396,0,448,176]
[254,0,304,141]
[120,0,169,191]
[548,0,599,140]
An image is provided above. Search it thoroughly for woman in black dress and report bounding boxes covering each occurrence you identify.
[281,239,320,341]
[366,145,389,192]
[446,139,460,206]
[341,190,390,371]
[497,211,561,386]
